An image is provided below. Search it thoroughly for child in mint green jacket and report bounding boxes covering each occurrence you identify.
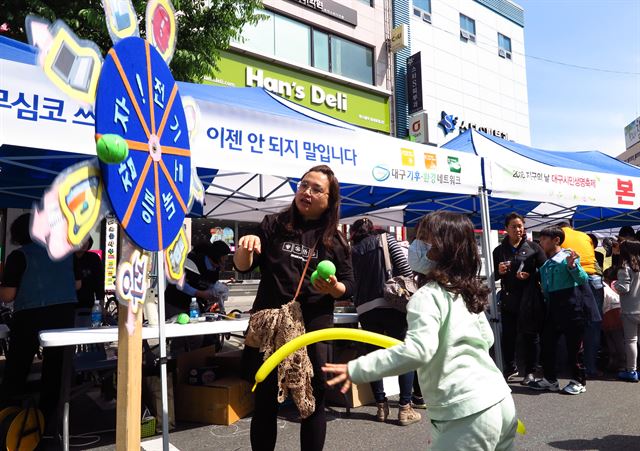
[323,212,516,450]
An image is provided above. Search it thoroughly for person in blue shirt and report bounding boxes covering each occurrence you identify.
[528,226,601,395]
[0,213,81,433]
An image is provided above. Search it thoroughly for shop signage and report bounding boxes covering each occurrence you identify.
[286,0,358,26]
[458,121,509,140]
[625,116,640,149]
[406,52,423,115]
[246,67,348,112]
[390,24,408,53]
[438,111,458,136]
[409,112,429,144]
[208,51,390,132]
[438,110,509,140]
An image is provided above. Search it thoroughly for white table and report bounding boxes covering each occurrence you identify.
[39,318,250,347]
[39,318,249,451]
[0,323,8,339]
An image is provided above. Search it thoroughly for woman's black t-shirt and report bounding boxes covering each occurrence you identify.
[241,214,354,325]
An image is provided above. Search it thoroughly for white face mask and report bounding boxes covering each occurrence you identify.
[408,239,436,275]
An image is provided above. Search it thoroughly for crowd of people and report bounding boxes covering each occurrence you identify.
[2,163,640,450]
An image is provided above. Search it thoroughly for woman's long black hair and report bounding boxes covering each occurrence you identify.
[415,211,489,314]
[619,239,640,273]
[277,165,343,250]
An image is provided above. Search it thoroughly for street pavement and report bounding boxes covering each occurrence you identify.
[82,360,640,450]
[32,294,640,450]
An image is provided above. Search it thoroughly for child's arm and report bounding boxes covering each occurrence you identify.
[347,288,442,383]
[613,267,631,295]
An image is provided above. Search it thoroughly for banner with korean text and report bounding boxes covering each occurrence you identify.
[1,59,483,195]
[488,159,640,210]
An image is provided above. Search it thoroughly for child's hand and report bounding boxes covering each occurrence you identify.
[566,250,578,269]
[322,363,352,393]
[516,271,530,280]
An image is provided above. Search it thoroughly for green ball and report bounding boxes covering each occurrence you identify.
[97,134,129,164]
[177,313,190,324]
[316,260,336,279]
[310,271,319,285]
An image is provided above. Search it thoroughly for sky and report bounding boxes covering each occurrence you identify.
[518,0,640,156]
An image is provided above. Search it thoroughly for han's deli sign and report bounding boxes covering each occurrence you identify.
[208,51,390,133]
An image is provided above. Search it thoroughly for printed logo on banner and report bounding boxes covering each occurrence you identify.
[372,165,391,182]
[448,156,462,174]
[401,148,415,167]
[424,153,437,170]
[439,111,458,136]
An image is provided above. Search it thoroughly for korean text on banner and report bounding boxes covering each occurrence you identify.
[488,159,640,210]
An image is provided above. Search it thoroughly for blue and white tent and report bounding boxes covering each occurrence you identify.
[0,36,484,222]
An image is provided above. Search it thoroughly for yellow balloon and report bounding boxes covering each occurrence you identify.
[252,328,401,391]
[517,419,526,435]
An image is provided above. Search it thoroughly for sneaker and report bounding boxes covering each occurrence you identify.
[398,404,421,426]
[504,369,519,382]
[617,370,639,382]
[528,378,559,392]
[411,396,427,409]
[520,373,535,386]
[562,380,587,395]
[376,400,389,422]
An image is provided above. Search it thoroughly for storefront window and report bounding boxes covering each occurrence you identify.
[237,9,374,86]
[274,14,311,66]
[239,10,275,56]
[312,30,330,72]
[331,35,373,84]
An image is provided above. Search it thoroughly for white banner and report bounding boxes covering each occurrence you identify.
[184,87,483,195]
[0,60,96,155]
[1,59,484,195]
[489,159,640,210]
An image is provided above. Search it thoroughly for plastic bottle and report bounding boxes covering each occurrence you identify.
[91,298,102,328]
[189,297,200,320]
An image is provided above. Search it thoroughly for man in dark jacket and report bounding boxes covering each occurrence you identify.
[165,240,230,318]
[493,213,546,385]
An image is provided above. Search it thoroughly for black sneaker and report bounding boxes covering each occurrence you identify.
[520,373,535,386]
[411,396,427,409]
[504,369,519,382]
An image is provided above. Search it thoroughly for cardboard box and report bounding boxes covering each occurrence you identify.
[175,346,253,425]
[175,377,254,425]
[176,345,217,384]
[325,343,375,408]
[326,381,375,408]
[188,367,217,386]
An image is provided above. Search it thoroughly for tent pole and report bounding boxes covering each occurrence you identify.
[478,187,504,372]
[156,251,170,451]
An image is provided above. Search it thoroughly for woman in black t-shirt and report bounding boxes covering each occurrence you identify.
[234,165,354,451]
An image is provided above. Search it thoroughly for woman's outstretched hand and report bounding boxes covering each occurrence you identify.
[322,363,352,393]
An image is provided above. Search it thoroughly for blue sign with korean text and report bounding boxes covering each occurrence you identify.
[95,36,190,251]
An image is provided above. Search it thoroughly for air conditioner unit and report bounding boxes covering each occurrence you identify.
[460,30,470,40]
[422,12,432,23]
[506,51,512,59]
[413,8,421,17]
[468,33,476,42]
[498,48,506,58]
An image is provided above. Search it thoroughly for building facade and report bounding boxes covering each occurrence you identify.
[207,0,392,133]
[393,0,530,146]
[618,116,640,165]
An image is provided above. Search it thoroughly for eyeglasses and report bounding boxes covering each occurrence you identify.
[296,181,327,197]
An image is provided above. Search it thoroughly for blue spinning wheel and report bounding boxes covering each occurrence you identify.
[95,36,190,251]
